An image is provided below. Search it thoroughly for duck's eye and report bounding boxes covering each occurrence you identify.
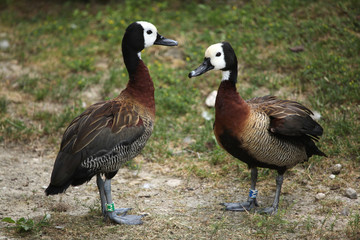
[216,52,221,57]
[147,30,153,35]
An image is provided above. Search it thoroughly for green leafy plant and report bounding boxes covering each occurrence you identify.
[2,217,34,232]
[2,214,50,233]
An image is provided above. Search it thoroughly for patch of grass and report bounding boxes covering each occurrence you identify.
[0,117,37,141]
[13,72,101,102]
[187,164,212,179]
[346,213,360,240]
[0,96,8,113]
[45,103,85,133]
[209,215,227,237]
[102,68,128,98]
[247,211,296,238]
[62,57,95,73]
[125,158,141,171]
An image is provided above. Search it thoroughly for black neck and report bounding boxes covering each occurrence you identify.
[122,47,140,78]
[228,69,238,83]
[223,55,238,83]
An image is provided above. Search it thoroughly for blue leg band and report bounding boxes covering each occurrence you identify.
[249,189,258,199]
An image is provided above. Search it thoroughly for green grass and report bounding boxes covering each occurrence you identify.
[0,0,359,239]
[346,213,360,239]
[0,96,8,113]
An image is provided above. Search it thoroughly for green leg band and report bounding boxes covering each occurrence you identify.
[106,202,115,212]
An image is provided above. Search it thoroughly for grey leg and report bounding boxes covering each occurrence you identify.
[258,174,283,215]
[103,179,144,225]
[221,168,259,211]
[103,178,131,215]
[96,174,107,216]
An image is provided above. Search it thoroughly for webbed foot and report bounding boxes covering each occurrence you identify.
[114,208,132,215]
[106,211,145,225]
[220,199,258,211]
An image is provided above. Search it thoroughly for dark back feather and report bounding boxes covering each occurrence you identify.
[247,95,323,139]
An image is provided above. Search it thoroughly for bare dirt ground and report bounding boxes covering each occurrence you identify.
[0,140,359,239]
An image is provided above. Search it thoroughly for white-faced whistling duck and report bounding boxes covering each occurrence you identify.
[45,21,178,224]
[189,42,326,214]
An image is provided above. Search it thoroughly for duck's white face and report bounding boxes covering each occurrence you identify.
[137,21,158,48]
[205,43,226,70]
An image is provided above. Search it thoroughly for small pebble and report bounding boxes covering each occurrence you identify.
[70,23,78,29]
[331,163,342,175]
[205,90,217,107]
[183,136,194,144]
[330,185,340,190]
[315,192,326,200]
[329,174,336,179]
[172,150,186,155]
[166,179,182,187]
[289,45,304,53]
[201,111,212,121]
[341,206,350,216]
[0,39,10,50]
[345,188,357,199]
[44,213,51,220]
[95,62,108,71]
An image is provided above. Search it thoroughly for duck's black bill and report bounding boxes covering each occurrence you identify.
[188,58,214,78]
[154,33,178,46]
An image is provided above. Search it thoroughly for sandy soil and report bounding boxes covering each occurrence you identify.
[0,140,359,239]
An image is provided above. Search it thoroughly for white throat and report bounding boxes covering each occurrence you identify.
[137,52,142,59]
[222,70,230,81]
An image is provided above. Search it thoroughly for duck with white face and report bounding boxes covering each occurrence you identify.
[189,42,326,215]
[45,21,177,225]
[189,42,237,82]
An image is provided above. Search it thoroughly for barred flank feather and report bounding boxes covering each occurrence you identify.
[81,120,153,172]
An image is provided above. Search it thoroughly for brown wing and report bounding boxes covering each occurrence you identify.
[61,100,143,154]
[49,99,146,187]
[247,95,323,139]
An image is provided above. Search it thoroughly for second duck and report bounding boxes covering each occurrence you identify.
[189,42,326,214]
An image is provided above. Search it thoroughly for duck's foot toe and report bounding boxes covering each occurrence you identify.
[257,206,277,215]
[114,208,132,215]
[220,200,257,211]
[106,212,145,225]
